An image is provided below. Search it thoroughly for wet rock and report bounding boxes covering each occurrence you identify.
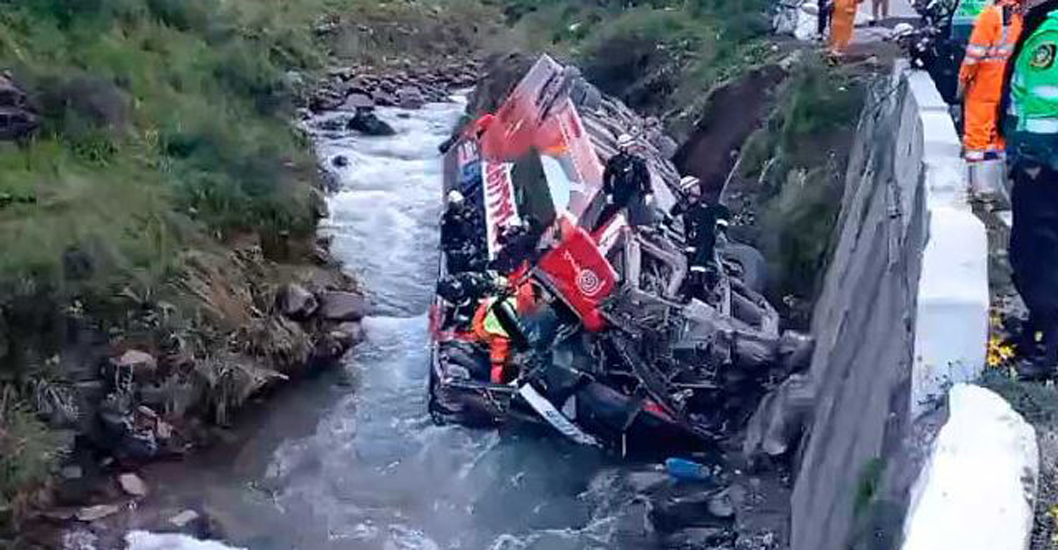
[613,499,655,546]
[342,93,374,111]
[278,284,318,321]
[335,321,365,347]
[331,155,349,168]
[372,90,397,107]
[398,86,425,109]
[742,374,813,462]
[318,291,368,321]
[76,504,121,522]
[117,473,148,497]
[347,112,395,136]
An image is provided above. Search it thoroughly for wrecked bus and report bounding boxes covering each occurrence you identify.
[428,55,811,455]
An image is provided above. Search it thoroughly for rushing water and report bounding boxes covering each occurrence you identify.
[116,99,663,550]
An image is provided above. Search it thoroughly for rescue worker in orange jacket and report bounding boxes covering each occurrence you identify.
[472,283,538,384]
[829,0,864,56]
[959,0,1026,161]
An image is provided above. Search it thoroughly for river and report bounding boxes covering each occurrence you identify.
[116,98,664,550]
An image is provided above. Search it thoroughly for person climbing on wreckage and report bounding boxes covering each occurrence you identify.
[668,175,732,302]
[597,134,654,229]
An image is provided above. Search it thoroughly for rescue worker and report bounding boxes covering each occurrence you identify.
[669,176,731,301]
[472,283,538,383]
[829,0,864,56]
[441,190,484,272]
[1000,0,1058,377]
[598,134,653,228]
[959,0,1025,162]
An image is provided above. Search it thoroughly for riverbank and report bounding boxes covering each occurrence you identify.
[0,1,498,545]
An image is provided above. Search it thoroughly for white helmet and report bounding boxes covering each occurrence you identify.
[616,134,635,151]
[679,175,701,193]
[447,190,464,204]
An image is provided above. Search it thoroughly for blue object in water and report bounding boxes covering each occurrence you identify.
[665,458,711,482]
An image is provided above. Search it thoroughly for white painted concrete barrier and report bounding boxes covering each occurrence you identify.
[904,69,991,419]
[900,69,1038,550]
[902,384,1039,550]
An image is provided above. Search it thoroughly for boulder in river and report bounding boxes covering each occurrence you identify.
[398,86,425,109]
[335,321,365,347]
[343,93,374,111]
[347,112,395,136]
[318,291,368,322]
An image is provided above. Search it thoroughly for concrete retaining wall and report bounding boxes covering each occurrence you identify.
[790,64,1035,550]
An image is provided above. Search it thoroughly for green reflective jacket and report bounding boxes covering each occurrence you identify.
[1008,9,1058,169]
[1011,10,1058,127]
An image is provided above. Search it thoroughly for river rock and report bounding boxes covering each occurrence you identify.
[332,154,349,168]
[279,284,318,320]
[347,112,395,136]
[343,93,374,111]
[372,90,397,107]
[335,321,365,347]
[117,473,148,497]
[76,503,121,522]
[398,86,425,109]
[318,291,368,321]
[109,350,157,382]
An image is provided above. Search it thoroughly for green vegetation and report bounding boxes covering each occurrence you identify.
[494,0,772,119]
[740,56,867,308]
[0,0,501,528]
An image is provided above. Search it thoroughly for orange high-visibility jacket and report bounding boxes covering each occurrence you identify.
[959,0,1023,158]
[960,1,1023,103]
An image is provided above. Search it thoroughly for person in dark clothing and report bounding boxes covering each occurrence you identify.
[598,134,654,228]
[818,0,833,39]
[669,176,730,301]
[441,190,485,272]
[999,1,1058,377]
[490,220,539,274]
[1009,164,1058,377]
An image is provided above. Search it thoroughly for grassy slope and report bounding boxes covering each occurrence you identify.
[0,0,499,527]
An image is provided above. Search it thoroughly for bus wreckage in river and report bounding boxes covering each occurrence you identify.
[428,55,812,455]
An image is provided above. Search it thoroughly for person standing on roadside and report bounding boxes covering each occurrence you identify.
[959,0,1025,161]
[872,0,890,24]
[818,0,833,40]
[830,0,865,56]
[1001,0,1058,378]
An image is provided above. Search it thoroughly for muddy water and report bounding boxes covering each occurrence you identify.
[124,100,662,550]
